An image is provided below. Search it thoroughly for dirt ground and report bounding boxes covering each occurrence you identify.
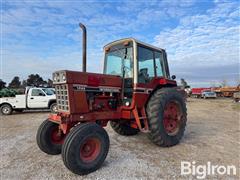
[0,98,239,179]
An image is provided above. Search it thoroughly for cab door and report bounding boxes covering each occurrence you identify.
[137,46,155,84]
[27,88,48,108]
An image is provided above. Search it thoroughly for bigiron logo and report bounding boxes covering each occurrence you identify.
[181,161,237,179]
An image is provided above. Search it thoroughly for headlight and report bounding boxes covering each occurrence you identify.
[125,101,130,106]
[62,74,66,81]
[52,71,66,84]
[53,76,57,82]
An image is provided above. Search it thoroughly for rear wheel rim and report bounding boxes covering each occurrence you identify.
[52,105,57,112]
[80,138,101,163]
[163,101,182,136]
[50,126,64,144]
[2,106,10,114]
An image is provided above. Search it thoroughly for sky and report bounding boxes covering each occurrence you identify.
[1,0,240,87]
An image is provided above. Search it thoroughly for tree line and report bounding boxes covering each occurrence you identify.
[1,76,189,90]
[0,75,237,91]
[0,74,53,90]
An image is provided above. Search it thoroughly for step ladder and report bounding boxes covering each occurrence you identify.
[132,106,149,133]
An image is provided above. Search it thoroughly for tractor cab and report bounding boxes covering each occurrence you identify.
[104,38,174,106]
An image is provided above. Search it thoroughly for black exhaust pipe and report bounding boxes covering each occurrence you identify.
[79,23,87,72]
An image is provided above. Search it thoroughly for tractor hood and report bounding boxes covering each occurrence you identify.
[53,70,122,88]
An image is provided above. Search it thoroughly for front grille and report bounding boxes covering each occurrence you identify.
[55,84,69,111]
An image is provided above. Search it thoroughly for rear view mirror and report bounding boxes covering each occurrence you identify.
[171,75,176,80]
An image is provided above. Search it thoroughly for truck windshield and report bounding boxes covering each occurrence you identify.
[42,88,54,95]
[104,47,133,78]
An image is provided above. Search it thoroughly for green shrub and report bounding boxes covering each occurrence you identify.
[0,88,19,98]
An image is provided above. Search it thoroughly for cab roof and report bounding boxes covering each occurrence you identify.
[103,38,164,52]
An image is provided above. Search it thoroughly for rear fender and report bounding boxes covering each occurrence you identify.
[0,102,13,109]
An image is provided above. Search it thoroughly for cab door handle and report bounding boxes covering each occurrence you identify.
[30,97,34,99]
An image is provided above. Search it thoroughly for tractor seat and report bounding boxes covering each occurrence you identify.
[138,68,150,84]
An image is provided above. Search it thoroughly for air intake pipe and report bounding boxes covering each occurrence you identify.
[79,23,87,72]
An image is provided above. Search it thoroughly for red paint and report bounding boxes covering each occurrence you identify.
[163,101,182,135]
[80,138,101,163]
[191,88,211,95]
[88,76,100,86]
[66,71,122,87]
[50,126,65,144]
[49,114,61,122]
[50,69,177,133]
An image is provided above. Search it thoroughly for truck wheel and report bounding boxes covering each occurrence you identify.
[62,123,109,175]
[110,121,139,136]
[146,88,187,147]
[0,104,13,115]
[36,120,65,155]
[50,103,57,113]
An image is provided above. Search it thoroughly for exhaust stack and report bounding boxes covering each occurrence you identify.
[79,23,87,72]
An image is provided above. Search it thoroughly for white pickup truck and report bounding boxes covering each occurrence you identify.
[0,87,57,115]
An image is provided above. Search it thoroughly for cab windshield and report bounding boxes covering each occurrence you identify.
[104,47,133,78]
[42,88,54,95]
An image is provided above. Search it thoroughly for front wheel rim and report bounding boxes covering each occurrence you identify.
[50,126,64,144]
[163,101,182,136]
[80,138,101,163]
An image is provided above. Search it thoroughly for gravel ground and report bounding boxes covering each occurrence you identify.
[0,98,239,179]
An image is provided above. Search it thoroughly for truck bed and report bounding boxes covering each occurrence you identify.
[0,95,26,109]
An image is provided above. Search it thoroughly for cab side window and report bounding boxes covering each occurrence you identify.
[155,51,165,77]
[32,89,45,96]
[138,46,154,83]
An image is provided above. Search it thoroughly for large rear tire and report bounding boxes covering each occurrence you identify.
[146,88,187,147]
[62,123,109,175]
[110,121,139,136]
[36,120,65,155]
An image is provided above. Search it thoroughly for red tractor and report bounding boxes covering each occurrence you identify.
[36,23,187,175]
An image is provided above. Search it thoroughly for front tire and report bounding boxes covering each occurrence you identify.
[36,120,65,155]
[110,121,139,136]
[146,88,187,147]
[62,123,109,175]
[0,104,13,115]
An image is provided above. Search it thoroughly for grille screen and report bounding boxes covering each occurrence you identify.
[55,85,69,111]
